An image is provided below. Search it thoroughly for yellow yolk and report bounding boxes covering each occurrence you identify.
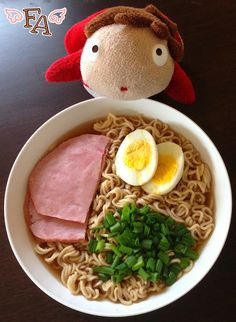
[141,142,184,194]
[115,129,158,186]
[152,154,177,184]
[124,140,151,170]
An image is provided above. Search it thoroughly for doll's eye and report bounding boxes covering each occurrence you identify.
[89,43,99,61]
[153,44,168,66]
[84,37,100,62]
[92,45,99,53]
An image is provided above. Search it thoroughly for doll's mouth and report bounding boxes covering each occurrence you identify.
[120,86,128,92]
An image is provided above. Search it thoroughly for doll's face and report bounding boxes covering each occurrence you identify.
[80,24,174,100]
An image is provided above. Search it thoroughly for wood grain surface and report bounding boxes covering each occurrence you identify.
[0,1,235,321]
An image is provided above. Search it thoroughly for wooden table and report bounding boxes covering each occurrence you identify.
[1,1,235,321]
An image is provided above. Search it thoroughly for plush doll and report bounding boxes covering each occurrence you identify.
[46,4,195,104]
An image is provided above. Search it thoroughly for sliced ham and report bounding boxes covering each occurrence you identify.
[26,197,87,242]
[29,134,110,223]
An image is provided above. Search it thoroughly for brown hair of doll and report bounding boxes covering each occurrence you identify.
[85,4,184,62]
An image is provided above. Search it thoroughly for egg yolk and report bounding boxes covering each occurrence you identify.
[152,154,177,184]
[124,140,151,170]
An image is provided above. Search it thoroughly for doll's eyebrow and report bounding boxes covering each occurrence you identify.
[85,5,184,62]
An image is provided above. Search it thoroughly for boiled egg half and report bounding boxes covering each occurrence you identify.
[142,142,184,195]
[115,129,158,186]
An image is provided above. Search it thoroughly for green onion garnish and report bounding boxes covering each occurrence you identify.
[93,266,115,275]
[138,267,149,280]
[88,204,198,285]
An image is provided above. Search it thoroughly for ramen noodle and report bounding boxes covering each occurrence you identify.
[34,114,214,305]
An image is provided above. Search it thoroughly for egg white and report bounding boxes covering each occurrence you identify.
[142,142,184,195]
[115,129,158,186]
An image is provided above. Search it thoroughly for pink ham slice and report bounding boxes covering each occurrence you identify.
[26,197,87,242]
[29,134,110,223]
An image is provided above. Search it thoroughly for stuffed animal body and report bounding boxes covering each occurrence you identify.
[46,5,195,104]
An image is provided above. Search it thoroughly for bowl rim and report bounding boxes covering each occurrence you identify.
[4,97,232,317]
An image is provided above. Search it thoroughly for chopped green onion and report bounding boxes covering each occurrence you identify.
[158,251,170,265]
[88,239,97,253]
[185,249,199,260]
[162,266,169,279]
[89,204,199,285]
[153,223,160,231]
[165,217,175,227]
[117,208,122,215]
[133,222,143,233]
[138,205,150,214]
[129,203,136,213]
[161,223,169,236]
[121,204,131,221]
[156,258,163,274]
[103,217,110,229]
[117,229,133,246]
[134,237,140,247]
[109,244,122,257]
[132,256,144,271]
[152,236,159,245]
[181,233,196,247]
[138,267,149,280]
[175,223,188,236]
[170,264,181,275]
[98,273,109,282]
[119,244,133,255]
[151,249,157,258]
[146,251,152,258]
[107,231,119,238]
[105,212,116,226]
[174,243,188,255]
[111,255,122,268]
[106,252,113,264]
[125,255,137,268]
[153,213,166,223]
[116,262,128,272]
[146,257,156,272]
[146,215,156,225]
[112,274,125,283]
[167,235,174,247]
[165,271,177,286]
[95,239,105,252]
[141,239,152,250]
[149,272,160,282]
[120,221,128,230]
[144,224,150,237]
[158,235,170,251]
[93,266,115,275]
[110,221,122,233]
[180,257,191,269]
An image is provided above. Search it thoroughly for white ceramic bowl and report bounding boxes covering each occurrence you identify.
[4,98,232,317]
